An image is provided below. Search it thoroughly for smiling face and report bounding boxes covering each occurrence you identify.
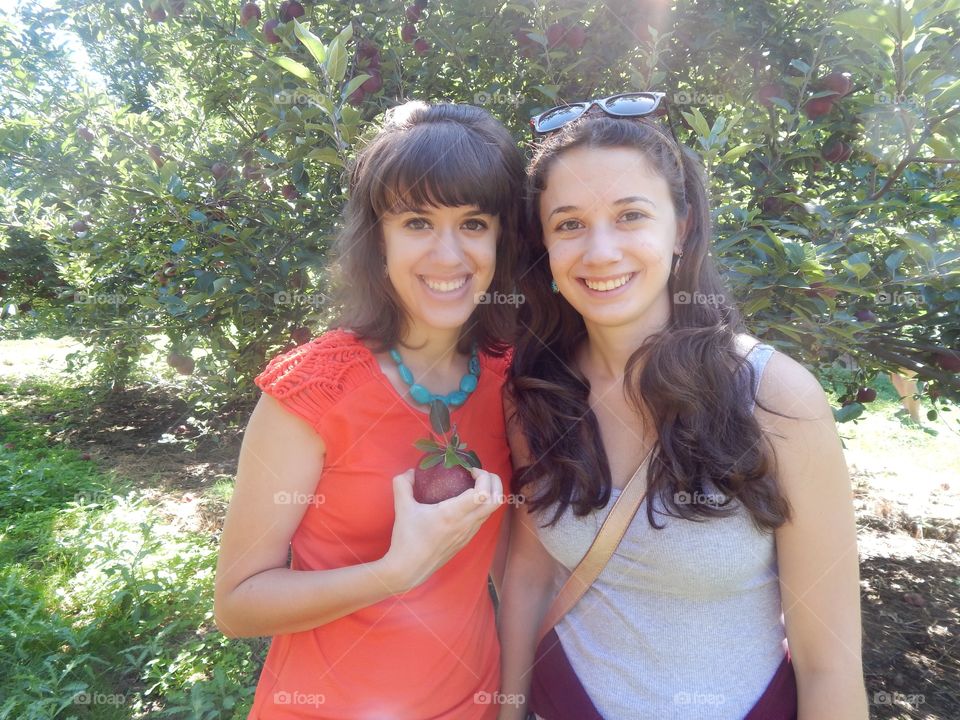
[539,145,686,330]
[381,203,499,336]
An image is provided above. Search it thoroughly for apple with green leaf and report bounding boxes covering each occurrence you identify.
[413,400,479,504]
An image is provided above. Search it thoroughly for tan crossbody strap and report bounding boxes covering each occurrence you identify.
[535,447,654,646]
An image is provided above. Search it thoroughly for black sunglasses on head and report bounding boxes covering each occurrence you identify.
[529,91,679,145]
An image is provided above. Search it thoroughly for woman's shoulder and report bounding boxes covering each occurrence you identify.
[479,344,514,382]
[732,334,829,419]
[254,327,379,407]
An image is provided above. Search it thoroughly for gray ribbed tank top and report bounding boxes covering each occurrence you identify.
[533,339,787,720]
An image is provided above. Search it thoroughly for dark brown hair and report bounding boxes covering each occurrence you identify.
[330,101,525,357]
[509,111,792,531]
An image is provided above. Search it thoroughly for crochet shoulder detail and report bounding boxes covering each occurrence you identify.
[254,328,378,421]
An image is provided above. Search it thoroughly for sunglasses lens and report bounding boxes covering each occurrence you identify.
[534,105,585,133]
[604,94,663,116]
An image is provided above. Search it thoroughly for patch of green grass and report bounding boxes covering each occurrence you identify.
[0,380,264,719]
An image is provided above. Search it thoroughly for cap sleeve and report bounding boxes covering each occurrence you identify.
[254,328,378,442]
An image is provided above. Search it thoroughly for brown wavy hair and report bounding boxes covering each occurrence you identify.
[508,111,792,531]
[330,101,525,357]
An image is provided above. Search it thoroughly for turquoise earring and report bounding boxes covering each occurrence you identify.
[550,279,559,294]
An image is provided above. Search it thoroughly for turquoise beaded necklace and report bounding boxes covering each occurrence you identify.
[388,342,480,408]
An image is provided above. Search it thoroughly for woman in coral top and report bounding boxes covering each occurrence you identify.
[213,101,525,719]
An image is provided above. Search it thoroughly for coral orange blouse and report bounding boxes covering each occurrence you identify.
[247,328,513,720]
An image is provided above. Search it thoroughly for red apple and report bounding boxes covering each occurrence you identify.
[278,0,304,22]
[413,37,429,55]
[565,24,587,50]
[347,87,366,106]
[281,184,300,200]
[819,72,852,98]
[240,2,261,26]
[934,350,960,373]
[856,387,877,403]
[72,220,90,233]
[546,22,567,48]
[211,162,229,180]
[361,71,382,92]
[148,144,165,166]
[263,18,281,43]
[405,4,421,21]
[401,23,417,42]
[357,38,379,58]
[822,140,852,162]
[242,164,263,180]
[803,97,834,119]
[756,83,783,108]
[291,326,312,345]
[78,126,95,142]
[854,309,877,322]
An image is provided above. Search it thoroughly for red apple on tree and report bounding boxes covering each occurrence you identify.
[856,387,877,403]
[818,72,853,99]
[263,18,281,43]
[822,140,852,162]
[755,82,783,108]
[413,37,430,55]
[148,144,165,166]
[291,326,312,345]
[146,3,166,22]
[803,97,834,119]
[361,71,382,92]
[546,22,567,48]
[565,24,587,50]
[240,2,261,26]
[281,184,300,200]
[211,162,229,180]
[934,350,960,373]
[278,0,304,22]
[72,220,90,233]
[412,401,479,504]
[78,126,95,142]
[405,4,422,21]
[347,87,366,106]
[401,23,417,42]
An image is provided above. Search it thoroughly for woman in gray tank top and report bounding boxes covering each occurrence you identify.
[496,98,868,720]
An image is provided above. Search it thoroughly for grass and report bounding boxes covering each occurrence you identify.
[0,381,265,719]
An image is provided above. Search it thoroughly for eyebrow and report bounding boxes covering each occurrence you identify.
[546,195,656,220]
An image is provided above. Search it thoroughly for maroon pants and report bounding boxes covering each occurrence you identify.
[529,628,798,720]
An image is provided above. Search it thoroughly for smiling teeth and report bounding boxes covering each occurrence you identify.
[584,274,632,292]
[423,276,467,292]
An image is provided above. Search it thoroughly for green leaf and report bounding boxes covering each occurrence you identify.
[833,402,865,423]
[270,56,312,81]
[292,20,326,64]
[462,450,482,469]
[305,146,342,166]
[414,438,440,453]
[720,144,756,163]
[843,251,872,279]
[680,107,710,138]
[341,74,371,100]
[419,454,444,470]
[325,37,347,85]
[443,445,459,468]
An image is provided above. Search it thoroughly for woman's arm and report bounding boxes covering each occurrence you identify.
[757,352,869,720]
[213,394,503,638]
[496,387,558,720]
